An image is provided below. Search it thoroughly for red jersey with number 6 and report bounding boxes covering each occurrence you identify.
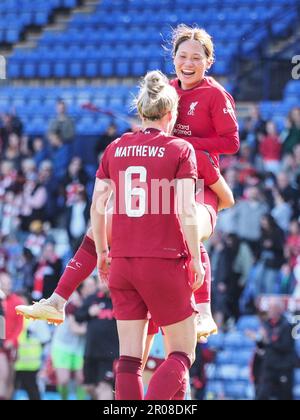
[96,128,219,259]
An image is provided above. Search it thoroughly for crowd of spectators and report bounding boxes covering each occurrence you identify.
[0,99,299,400]
[210,105,300,326]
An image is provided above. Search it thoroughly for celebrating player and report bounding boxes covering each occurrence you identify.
[92,71,203,400]
[168,24,239,338]
[16,24,238,342]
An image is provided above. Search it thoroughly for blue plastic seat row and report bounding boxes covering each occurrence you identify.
[216,350,253,366]
[285,81,300,95]
[0,0,76,9]
[0,0,78,43]
[14,114,130,137]
[6,58,157,78]
[8,57,230,78]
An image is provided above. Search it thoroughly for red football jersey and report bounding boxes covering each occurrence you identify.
[96,128,198,259]
[171,77,239,160]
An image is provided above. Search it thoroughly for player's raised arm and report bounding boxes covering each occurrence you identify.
[210,176,235,211]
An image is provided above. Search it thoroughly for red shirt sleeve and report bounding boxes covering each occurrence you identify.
[176,143,198,180]
[196,151,220,186]
[187,131,240,155]
[187,89,240,155]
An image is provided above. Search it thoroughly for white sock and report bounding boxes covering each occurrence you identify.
[196,302,212,317]
[46,293,67,311]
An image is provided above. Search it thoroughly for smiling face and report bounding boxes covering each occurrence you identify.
[174,39,213,90]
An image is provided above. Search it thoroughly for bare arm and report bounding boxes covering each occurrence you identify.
[90,178,113,274]
[210,176,235,211]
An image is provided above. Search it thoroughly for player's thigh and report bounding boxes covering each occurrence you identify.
[109,258,149,323]
[135,258,195,328]
[117,319,149,359]
[196,203,213,241]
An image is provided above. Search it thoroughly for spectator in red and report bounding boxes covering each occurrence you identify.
[259,121,282,174]
[33,242,62,301]
[0,272,24,400]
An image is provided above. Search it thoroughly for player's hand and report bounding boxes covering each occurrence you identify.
[189,258,206,291]
[97,250,111,285]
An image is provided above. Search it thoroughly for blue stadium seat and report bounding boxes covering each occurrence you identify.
[224,332,255,350]
[37,61,52,78]
[23,61,37,78]
[237,316,261,333]
[218,365,240,381]
[115,60,130,77]
[100,61,114,77]
[8,0,296,78]
[53,61,67,78]
[225,382,249,399]
[130,60,145,77]
[205,381,225,398]
[84,61,99,78]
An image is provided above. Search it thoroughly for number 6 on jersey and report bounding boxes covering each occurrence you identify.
[125,166,147,218]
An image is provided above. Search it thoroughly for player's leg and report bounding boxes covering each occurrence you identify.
[195,245,218,340]
[135,258,196,401]
[145,314,197,401]
[115,320,148,400]
[109,257,149,400]
[196,202,213,241]
[194,203,218,341]
[16,209,113,323]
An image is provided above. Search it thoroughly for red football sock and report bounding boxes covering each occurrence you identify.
[115,356,144,400]
[54,235,97,300]
[145,352,191,400]
[194,246,211,304]
[171,376,188,400]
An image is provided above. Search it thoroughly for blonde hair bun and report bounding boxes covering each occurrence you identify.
[145,71,169,98]
[135,70,178,122]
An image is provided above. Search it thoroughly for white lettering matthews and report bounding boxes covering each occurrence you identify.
[114,146,165,158]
